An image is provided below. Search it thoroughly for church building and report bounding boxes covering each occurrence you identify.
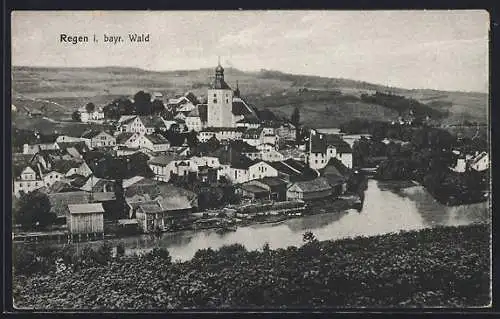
[207,60,258,128]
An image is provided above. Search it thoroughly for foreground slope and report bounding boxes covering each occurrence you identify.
[13,224,490,309]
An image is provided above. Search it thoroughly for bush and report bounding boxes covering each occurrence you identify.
[146,248,172,264]
[116,242,125,258]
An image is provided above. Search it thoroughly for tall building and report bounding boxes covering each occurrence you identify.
[207,60,234,127]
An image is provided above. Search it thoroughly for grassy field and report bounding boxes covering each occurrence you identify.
[13,224,490,309]
[12,66,488,127]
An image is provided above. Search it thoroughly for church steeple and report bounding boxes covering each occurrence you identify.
[212,58,230,90]
[234,80,240,97]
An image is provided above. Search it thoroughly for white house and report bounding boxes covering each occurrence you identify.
[13,165,44,197]
[190,156,221,168]
[23,142,59,155]
[81,130,116,149]
[148,155,198,182]
[116,132,141,148]
[118,116,146,134]
[79,107,105,123]
[307,131,353,170]
[134,134,170,152]
[56,135,86,144]
[227,159,278,184]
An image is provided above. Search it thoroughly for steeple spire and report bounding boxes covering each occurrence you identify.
[234,80,240,97]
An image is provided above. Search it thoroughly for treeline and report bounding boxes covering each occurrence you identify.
[101,91,166,119]
[360,91,447,119]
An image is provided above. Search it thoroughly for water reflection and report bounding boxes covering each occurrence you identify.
[19,179,490,262]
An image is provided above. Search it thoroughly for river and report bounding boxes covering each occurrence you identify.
[20,179,490,262]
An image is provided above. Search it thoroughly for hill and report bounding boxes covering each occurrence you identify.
[12,66,488,128]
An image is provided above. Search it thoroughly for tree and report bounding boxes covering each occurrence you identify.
[303,231,317,244]
[290,107,301,145]
[14,191,55,230]
[133,91,153,115]
[152,99,165,114]
[85,102,96,114]
[71,111,81,122]
[186,130,199,149]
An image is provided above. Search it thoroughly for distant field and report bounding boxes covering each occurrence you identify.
[12,66,488,128]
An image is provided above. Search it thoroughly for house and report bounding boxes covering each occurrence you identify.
[23,142,59,155]
[140,116,167,134]
[118,116,145,133]
[307,130,353,169]
[56,141,90,159]
[227,157,278,184]
[12,154,44,197]
[81,130,116,149]
[133,196,194,233]
[148,154,198,182]
[320,158,349,196]
[267,158,318,183]
[79,107,105,123]
[190,156,221,168]
[134,134,170,152]
[470,151,489,172]
[242,127,278,147]
[66,203,105,236]
[199,127,246,142]
[116,132,141,148]
[275,122,296,141]
[259,146,285,162]
[79,175,116,193]
[56,135,86,144]
[237,177,288,201]
[185,104,208,132]
[287,177,334,201]
[236,116,261,129]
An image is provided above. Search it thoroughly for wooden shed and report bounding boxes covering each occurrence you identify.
[67,203,105,238]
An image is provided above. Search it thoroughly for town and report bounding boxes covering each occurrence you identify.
[12,61,490,243]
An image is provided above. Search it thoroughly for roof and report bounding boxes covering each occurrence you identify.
[178,102,196,113]
[145,134,169,145]
[68,203,105,214]
[231,157,260,170]
[230,140,258,153]
[471,151,488,165]
[256,177,287,187]
[91,192,117,202]
[139,116,166,129]
[232,98,254,116]
[186,106,200,117]
[138,203,164,214]
[237,116,260,124]
[203,127,246,133]
[323,158,351,177]
[239,184,269,194]
[148,154,177,166]
[291,177,332,193]
[123,176,145,188]
[116,132,136,144]
[48,191,89,217]
[242,128,263,139]
[52,159,82,174]
[81,130,110,139]
[324,134,352,153]
[157,194,194,211]
[118,115,137,124]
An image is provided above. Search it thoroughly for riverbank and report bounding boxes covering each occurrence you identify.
[13,223,490,309]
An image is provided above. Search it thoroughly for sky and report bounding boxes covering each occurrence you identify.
[12,10,489,92]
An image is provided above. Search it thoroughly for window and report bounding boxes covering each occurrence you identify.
[27,183,31,187]
[19,183,22,188]
[226,99,229,103]
[315,160,318,164]
[213,99,217,103]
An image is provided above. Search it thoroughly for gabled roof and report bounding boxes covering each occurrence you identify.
[184,92,200,105]
[232,97,254,116]
[255,176,287,187]
[52,159,82,174]
[48,191,89,217]
[231,157,260,170]
[116,132,136,144]
[118,115,137,124]
[139,116,167,129]
[81,130,110,139]
[68,203,104,214]
[148,154,177,166]
[324,134,352,153]
[291,177,332,193]
[239,184,268,194]
[144,134,170,145]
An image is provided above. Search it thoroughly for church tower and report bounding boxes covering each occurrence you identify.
[207,59,234,127]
